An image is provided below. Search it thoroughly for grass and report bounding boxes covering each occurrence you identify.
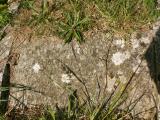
[0,86,10,114]
[29,0,51,25]
[57,0,90,43]
[17,0,56,35]
[16,0,160,39]
[37,61,145,120]
[0,115,4,120]
[0,4,11,29]
[19,0,35,10]
[38,81,141,120]
[0,87,8,119]
[0,3,11,41]
[19,0,91,43]
[1,0,160,38]
[93,0,160,34]
[27,0,54,29]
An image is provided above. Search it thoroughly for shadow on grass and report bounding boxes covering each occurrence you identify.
[145,27,160,93]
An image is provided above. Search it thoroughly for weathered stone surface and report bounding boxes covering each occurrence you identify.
[0,21,160,118]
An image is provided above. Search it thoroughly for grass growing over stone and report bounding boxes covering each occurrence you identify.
[0,65,147,120]
[0,84,137,119]
[38,72,145,120]
[1,81,145,120]
[39,86,130,120]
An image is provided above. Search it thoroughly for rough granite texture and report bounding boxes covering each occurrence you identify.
[0,0,159,119]
[0,21,160,118]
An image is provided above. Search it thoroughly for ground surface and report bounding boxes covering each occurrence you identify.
[1,0,160,119]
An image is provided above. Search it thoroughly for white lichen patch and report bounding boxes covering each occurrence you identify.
[97,62,104,67]
[75,44,81,54]
[113,39,125,48]
[111,51,131,65]
[131,38,139,49]
[61,74,71,84]
[140,37,150,44]
[152,21,160,31]
[153,25,159,31]
[32,63,41,73]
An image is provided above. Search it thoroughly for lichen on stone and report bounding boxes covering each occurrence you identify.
[32,63,41,73]
[131,38,139,49]
[61,73,71,84]
[111,51,131,65]
[113,38,125,48]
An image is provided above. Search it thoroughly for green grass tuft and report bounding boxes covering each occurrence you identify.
[19,0,35,10]
[28,0,52,26]
[0,4,11,29]
[57,11,90,44]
